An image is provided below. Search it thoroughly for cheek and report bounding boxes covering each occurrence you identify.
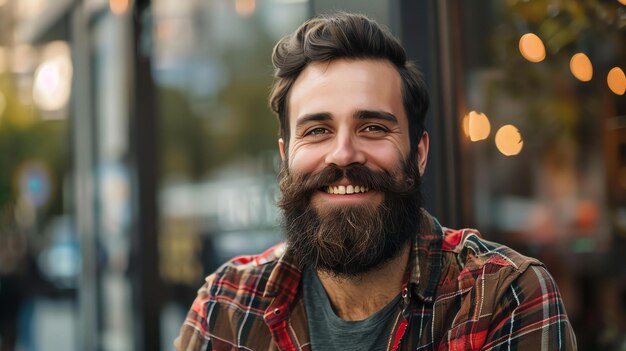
[365,142,406,170]
[288,144,326,173]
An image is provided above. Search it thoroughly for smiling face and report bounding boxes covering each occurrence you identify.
[277,59,429,277]
[281,58,421,209]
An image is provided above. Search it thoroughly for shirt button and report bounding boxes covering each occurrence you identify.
[274,308,281,315]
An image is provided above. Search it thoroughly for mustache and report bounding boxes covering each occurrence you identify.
[278,162,418,209]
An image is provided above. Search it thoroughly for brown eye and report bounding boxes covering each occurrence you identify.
[364,125,387,133]
[307,127,328,136]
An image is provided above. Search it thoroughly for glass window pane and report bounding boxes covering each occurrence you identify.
[455,1,625,348]
[151,0,309,345]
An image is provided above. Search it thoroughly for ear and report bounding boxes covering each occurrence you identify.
[278,138,286,161]
[417,132,429,176]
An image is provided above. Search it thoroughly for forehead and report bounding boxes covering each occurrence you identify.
[287,58,406,126]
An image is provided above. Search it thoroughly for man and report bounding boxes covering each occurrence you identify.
[176,13,576,351]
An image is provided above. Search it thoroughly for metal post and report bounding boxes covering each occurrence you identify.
[71,3,99,350]
[130,1,161,350]
[396,0,463,227]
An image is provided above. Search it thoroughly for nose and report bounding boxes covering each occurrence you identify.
[325,131,366,167]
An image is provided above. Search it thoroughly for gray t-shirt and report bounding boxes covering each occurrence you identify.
[302,269,401,351]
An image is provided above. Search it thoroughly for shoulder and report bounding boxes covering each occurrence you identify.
[435,226,550,305]
[432,227,576,349]
[175,243,287,350]
[441,227,541,283]
[203,242,286,303]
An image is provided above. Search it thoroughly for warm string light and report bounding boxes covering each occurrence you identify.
[519,33,546,63]
[570,53,593,82]
[517,29,623,101]
[607,67,626,95]
[465,111,491,142]
[463,111,523,156]
[495,125,524,156]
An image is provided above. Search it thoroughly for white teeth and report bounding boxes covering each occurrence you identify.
[325,185,369,194]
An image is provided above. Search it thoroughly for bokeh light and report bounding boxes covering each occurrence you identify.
[619,0,626,5]
[607,67,626,95]
[570,53,593,82]
[110,0,129,15]
[32,41,73,111]
[235,0,255,16]
[519,33,546,63]
[466,111,491,141]
[495,125,523,156]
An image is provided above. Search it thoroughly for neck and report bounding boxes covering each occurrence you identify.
[316,243,410,321]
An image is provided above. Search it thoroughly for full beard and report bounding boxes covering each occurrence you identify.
[278,157,423,279]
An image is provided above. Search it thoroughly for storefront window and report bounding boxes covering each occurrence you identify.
[455,0,626,348]
[150,0,309,345]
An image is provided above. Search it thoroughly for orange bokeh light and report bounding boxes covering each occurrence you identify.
[519,33,546,63]
[110,0,129,15]
[607,67,626,95]
[466,111,491,142]
[570,53,593,82]
[495,125,523,156]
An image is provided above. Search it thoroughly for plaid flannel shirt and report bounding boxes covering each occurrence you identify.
[175,211,576,351]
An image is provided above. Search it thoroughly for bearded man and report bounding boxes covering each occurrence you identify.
[175,12,576,351]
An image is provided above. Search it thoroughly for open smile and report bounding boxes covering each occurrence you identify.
[324,185,370,195]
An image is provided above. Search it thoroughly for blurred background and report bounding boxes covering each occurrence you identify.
[0,0,624,350]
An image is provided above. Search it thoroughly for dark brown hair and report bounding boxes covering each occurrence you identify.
[269,12,429,154]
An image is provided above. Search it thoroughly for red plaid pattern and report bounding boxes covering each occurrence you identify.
[175,211,576,350]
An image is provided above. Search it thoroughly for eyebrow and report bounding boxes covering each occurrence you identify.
[355,110,399,124]
[294,110,399,133]
[295,112,332,126]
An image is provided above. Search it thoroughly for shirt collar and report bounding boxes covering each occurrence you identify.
[264,244,301,298]
[408,210,444,303]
